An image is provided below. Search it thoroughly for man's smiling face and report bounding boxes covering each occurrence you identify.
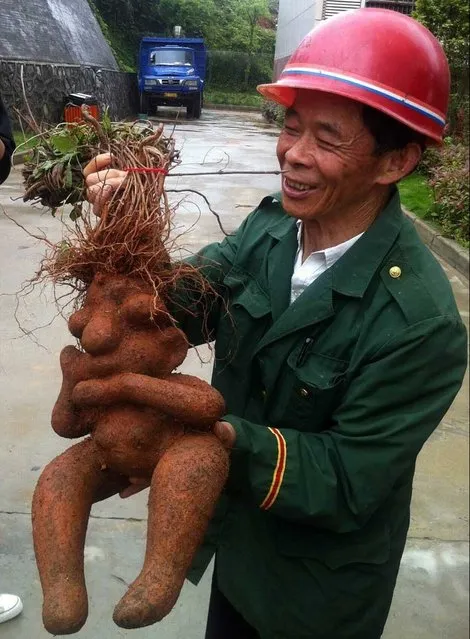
[276,90,387,222]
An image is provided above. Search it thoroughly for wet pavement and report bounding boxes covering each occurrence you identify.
[0,109,468,638]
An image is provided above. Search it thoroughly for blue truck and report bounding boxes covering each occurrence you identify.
[138,36,206,119]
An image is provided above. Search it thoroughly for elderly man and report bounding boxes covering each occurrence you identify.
[83,9,467,639]
[0,95,23,625]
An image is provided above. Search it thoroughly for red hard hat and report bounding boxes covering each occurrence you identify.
[258,9,450,145]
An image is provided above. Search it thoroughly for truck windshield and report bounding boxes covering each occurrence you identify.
[149,49,193,66]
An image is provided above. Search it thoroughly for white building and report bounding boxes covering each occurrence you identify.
[274,0,416,79]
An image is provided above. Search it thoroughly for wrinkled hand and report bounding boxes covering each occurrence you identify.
[212,421,236,448]
[83,153,127,216]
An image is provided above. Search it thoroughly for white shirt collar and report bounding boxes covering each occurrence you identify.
[295,220,364,269]
[290,221,364,303]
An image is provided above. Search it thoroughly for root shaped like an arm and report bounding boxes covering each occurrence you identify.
[72,372,225,431]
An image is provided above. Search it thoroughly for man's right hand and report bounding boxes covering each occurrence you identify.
[83,153,127,215]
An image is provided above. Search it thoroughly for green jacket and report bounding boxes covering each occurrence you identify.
[174,190,467,639]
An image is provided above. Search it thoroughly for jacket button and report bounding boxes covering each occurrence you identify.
[261,390,267,400]
[299,387,309,398]
[389,266,402,279]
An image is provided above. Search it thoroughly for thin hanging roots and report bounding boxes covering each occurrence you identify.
[36,112,219,317]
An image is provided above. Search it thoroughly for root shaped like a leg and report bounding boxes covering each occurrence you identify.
[113,432,229,629]
[32,438,127,635]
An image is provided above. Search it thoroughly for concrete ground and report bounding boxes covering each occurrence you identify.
[0,109,468,639]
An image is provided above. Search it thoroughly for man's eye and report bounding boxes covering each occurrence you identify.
[317,138,336,148]
[283,125,298,134]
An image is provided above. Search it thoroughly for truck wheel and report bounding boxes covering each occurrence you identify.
[186,94,202,119]
[193,93,202,119]
[140,93,150,115]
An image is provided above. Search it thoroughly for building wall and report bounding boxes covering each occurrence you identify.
[274,1,318,79]
[0,0,118,69]
[274,0,414,79]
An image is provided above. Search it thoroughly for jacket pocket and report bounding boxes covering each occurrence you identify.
[271,521,392,638]
[280,348,348,432]
[276,518,391,570]
[224,269,271,318]
[215,268,271,363]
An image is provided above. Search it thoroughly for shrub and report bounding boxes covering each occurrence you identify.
[206,51,273,92]
[261,100,285,126]
[204,90,262,108]
[417,146,443,177]
[428,143,469,246]
[448,89,470,143]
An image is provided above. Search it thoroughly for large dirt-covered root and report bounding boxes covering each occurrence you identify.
[32,439,129,635]
[113,432,229,629]
[30,109,229,635]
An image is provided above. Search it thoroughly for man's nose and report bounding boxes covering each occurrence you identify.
[284,134,314,168]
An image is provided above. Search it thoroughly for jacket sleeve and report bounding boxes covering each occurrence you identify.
[225,315,468,532]
[168,212,252,346]
[0,96,15,185]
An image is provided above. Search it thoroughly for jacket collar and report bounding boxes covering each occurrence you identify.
[331,189,404,298]
[266,201,295,242]
[256,189,405,352]
[266,188,404,298]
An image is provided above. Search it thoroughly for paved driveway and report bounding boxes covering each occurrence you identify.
[0,109,468,639]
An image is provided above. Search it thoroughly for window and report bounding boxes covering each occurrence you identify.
[365,0,415,15]
[323,1,362,20]
[149,49,193,66]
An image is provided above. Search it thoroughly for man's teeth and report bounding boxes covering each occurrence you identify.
[286,179,311,192]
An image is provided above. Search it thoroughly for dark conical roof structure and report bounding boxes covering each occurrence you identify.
[1,0,118,69]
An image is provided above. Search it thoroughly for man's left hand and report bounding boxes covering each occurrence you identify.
[213,421,237,448]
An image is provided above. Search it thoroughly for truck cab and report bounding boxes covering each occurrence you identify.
[138,37,206,119]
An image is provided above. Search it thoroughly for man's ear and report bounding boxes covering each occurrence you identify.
[375,143,423,185]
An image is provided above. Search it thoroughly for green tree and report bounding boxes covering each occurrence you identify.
[156,0,275,54]
[414,0,469,140]
[240,0,271,90]
[414,0,469,64]
[157,0,218,41]
[93,0,136,31]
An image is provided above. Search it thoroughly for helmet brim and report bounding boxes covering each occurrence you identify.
[257,83,296,108]
[257,77,443,146]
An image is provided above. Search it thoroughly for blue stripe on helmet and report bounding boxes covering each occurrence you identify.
[281,68,445,126]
